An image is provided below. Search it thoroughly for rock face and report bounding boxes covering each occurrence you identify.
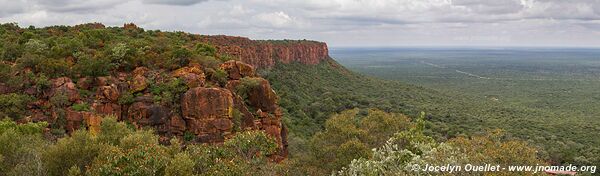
[200,36,329,68]
[182,87,234,143]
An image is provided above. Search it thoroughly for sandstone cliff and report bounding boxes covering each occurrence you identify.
[200,35,329,68]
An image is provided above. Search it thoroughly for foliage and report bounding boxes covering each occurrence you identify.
[205,68,228,87]
[165,152,195,176]
[0,120,48,176]
[117,91,135,105]
[0,93,34,120]
[71,102,90,112]
[294,109,412,175]
[194,43,217,57]
[150,78,188,106]
[335,117,545,176]
[74,54,111,77]
[223,131,277,161]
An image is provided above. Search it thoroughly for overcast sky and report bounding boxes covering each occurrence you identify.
[1,0,600,47]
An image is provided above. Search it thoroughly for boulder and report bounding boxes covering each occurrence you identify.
[127,102,170,128]
[131,74,148,92]
[65,109,88,134]
[95,76,117,86]
[96,84,120,102]
[51,77,80,102]
[77,77,92,90]
[92,103,122,119]
[169,114,186,135]
[172,64,205,88]
[248,78,278,113]
[220,60,256,80]
[182,87,234,141]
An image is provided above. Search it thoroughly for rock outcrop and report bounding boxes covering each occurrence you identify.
[4,35,330,161]
[200,36,329,68]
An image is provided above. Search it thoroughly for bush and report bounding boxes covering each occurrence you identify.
[194,43,216,57]
[49,92,69,108]
[117,91,135,105]
[224,131,277,161]
[0,62,11,81]
[71,102,90,112]
[149,78,188,106]
[74,53,111,78]
[165,152,194,176]
[0,120,48,175]
[43,130,100,176]
[0,93,34,120]
[206,68,228,87]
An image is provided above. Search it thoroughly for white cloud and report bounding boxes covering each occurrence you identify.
[255,11,293,28]
[1,0,600,46]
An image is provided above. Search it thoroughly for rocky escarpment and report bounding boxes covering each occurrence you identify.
[200,36,329,68]
[20,61,288,160]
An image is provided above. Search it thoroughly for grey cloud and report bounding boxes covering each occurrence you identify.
[34,0,129,12]
[0,0,28,17]
[143,0,210,6]
[451,0,525,14]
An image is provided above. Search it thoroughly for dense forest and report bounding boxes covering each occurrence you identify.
[0,23,590,175]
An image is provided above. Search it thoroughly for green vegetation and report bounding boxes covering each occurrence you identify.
[0,116,280,176]
[265,58,600,167]
[0,93,34,120]
[71,102,90,112]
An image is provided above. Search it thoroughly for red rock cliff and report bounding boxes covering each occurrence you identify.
[200,35,329,68]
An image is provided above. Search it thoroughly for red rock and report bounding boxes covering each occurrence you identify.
[51,77,80,102]
[65,109,86,134]
[95,76,117,86]
[172,64,205,88]
[220,61,256,80]
[92,103,121,119]
[248,78,279,113]
[131,75,148,92]
[182,87,234,140]
[200,36,329,68]
[96,84,120,102]
[170,114,186,135]
[77,77,92,90]
[127,102,169,128]
[132,67,149,76]
[182,87,233,121]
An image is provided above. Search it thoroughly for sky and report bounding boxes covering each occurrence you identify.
[1,0,600,47]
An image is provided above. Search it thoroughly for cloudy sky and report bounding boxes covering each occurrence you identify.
[1,0,600,47]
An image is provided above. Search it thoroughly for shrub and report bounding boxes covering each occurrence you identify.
[165,152,194,176]
[0,120,48,175]
[117,91,135,105]
[194,43,216,57]
[74,53,111,78]
[49,92,70,108]
[223,131,277,160]
[183,131,195,142]
[0,62,11,82]
[206,68,228,87]
[71,102,90,112]
[34,73,51,92]
[149,78,188,106]
[43,130,100,176]
[0,93,34,120]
